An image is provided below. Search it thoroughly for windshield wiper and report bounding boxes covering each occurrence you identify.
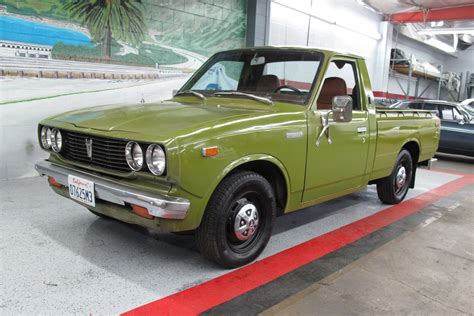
[213,92,273,106]
[175,90,206,101]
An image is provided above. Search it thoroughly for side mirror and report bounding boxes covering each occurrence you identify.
[172,89,178,97]
[332,95,353,122]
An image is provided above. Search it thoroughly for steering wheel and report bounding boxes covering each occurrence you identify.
[274,85,303,95]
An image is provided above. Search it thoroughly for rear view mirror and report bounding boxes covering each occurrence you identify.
[332,96,353,122]
[251,56,265,66]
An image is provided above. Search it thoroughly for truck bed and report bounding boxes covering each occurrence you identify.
[369,107,439,181]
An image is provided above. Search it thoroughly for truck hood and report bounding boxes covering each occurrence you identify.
[48,100,266,141]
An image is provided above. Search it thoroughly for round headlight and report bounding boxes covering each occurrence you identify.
[125,141,143,171]
[51,128,63,152]
[146,144,166,175]
[40,126,51,149]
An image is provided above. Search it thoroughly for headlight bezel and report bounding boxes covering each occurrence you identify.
[40,126,52,150]
[50,128,63,152]
[146,144,166,176]
[125,141,144,171]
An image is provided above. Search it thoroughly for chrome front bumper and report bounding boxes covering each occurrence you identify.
[35,161,190,219]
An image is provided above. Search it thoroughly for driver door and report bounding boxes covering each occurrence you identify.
[302,59,370,204]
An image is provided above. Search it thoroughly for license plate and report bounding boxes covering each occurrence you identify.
[68,175,95,207]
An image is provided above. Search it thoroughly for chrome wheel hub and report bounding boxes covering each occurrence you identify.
[234,203,259,241]
[396,166,407,190]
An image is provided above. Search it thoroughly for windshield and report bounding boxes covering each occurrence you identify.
[180,49,323,105]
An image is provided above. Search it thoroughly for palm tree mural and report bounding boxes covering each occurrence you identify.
[64,0,147,60]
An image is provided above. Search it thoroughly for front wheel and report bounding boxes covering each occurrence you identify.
[196,171,276,268]
[377,149,413,204]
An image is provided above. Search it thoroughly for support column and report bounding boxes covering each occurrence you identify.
[246,0,271,47]
[372,21,393,93]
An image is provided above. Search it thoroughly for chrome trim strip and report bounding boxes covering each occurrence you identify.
[440,126,474,134]
[35,161,190,219]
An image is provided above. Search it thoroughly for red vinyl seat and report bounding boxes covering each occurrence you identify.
[256,75,280,92]
[317,77,347,110]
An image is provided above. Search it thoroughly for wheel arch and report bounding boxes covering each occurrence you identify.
[205,154,291,217]
[401,139,420,188]
[401,139,421,163]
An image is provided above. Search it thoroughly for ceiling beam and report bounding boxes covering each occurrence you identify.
[389,5,474,24]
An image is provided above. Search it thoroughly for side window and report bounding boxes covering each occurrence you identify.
[191,61,244,91]
[320,60,361,110]
[408,102,423,109]
[439,106,454,120]
[422,103,440,117]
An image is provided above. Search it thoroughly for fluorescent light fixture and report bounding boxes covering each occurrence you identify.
[418,27,474,35]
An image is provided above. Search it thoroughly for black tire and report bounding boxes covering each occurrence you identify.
[88,208,112,219]
[377,149,413,204]
[196,171,277,268]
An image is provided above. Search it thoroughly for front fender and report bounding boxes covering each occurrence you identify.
[160,154,292,233]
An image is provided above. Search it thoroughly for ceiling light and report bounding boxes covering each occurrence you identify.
[430,21,444,27]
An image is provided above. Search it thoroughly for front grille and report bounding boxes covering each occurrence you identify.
[61,131,131,172]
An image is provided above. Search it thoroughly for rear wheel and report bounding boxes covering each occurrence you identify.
[377,149,413,204]
[196,171,276,268]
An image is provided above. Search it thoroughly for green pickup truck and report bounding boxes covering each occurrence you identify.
[36,47,440,268]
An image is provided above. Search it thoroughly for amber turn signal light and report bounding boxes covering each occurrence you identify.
[202,146,219,157]
[48,176,62,188]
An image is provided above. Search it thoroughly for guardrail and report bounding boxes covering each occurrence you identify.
[0,56,184,80]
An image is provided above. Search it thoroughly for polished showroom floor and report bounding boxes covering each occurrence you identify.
[1,155,472,314]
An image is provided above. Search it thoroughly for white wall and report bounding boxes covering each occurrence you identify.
[445,46,474,74]
[268,0,385,90]
[267,0,474,101]
[445,46,474,100]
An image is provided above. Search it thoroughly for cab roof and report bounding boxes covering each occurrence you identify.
[219,45,365,60]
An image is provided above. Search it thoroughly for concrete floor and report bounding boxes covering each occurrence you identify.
[0,157,472,314]
[262,158,473,316]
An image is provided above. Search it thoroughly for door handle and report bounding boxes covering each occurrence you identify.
[357,127,367,134]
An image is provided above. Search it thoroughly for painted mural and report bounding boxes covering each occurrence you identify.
[0,0,247,70]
